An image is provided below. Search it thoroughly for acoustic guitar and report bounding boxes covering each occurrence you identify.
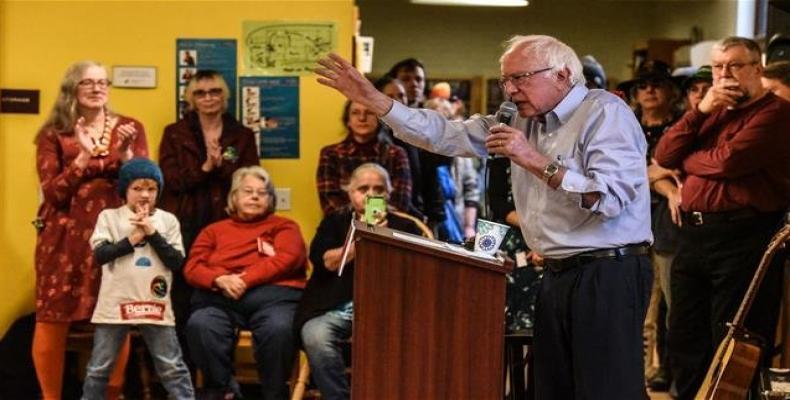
[695,224,790,400]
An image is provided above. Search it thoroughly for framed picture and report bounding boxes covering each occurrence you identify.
[112,66,157,88]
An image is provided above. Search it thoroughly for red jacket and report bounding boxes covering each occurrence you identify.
[184,214,308,290]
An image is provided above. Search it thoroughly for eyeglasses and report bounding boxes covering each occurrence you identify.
[193,88,224,99]
[78,79,111,89]
[239,187,269,198]
[499,67,553,89]
[711,61,758,73]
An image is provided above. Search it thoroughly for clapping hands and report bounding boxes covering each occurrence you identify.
[201,137,223,172]
[116,122,138,162]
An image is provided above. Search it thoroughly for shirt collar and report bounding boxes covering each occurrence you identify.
[343,134,380,156]
[542,84,588,132]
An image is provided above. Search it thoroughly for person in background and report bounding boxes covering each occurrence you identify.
[655,36,790,399]
[317,100,412,215]
[581,54,608,90]
[424,97,480,241]
[294,163,422,400]
[376,75,408,105]
[387,58,426,108]
[184,166,307,400]
[388,58,453,237]
[32,60,148,400]
[619,59,682,392]
[375,76,423,218]
[316,34,653,400]
[761,60,790,101]
[682,65,713,111]
[159,70,259,363]
[81,159,193,400]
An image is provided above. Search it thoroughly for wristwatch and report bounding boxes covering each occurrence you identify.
[542,161,561,183]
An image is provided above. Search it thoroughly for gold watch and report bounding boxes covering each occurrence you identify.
[542,161,560,182]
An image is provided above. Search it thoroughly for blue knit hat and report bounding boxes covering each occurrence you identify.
[118,158,164,198]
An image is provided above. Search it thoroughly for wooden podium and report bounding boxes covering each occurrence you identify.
[351,221,513,399]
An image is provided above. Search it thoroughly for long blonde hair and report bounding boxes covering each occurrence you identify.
[37,61,112,142]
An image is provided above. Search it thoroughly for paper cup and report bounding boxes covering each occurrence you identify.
[474,219,510,255]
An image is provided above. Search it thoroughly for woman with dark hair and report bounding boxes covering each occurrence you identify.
[159,70,259,353]
[316,100,412,215]
[184,166,307,400]
[33,60,148,400]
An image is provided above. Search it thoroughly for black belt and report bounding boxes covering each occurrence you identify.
[682,209,760,227]
[543,244,650,273]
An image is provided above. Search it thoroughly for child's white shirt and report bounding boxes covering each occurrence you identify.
[90,206,183,326]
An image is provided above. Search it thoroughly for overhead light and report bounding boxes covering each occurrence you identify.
[411,0,528,6]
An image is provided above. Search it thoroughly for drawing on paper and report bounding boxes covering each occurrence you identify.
[243,22,336,75]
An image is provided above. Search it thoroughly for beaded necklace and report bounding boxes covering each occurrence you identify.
[89,111,113,157]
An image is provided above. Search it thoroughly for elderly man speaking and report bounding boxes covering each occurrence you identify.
[315,34,653,399]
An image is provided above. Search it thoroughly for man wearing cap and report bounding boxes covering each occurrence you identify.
[317,34,653,399]
[655,36,790,399]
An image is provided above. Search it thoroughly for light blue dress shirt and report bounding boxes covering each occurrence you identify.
[381,84,653,258]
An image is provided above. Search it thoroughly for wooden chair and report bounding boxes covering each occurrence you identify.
[194,329,306,398]
[390,209,434,239]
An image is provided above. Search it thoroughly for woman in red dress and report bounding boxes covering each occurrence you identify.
[32,60,148,400]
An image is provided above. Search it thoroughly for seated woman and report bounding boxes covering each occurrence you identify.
[184,166,307,400]
[294,163,423,400]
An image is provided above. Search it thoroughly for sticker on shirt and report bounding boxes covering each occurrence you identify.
[135,257,152,267]
[119,301,166,320]
[150,276,168,298]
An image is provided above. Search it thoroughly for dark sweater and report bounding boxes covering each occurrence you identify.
[292,209,421,341]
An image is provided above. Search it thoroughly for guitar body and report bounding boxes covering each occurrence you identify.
[695,225,790,400]
[696,329,762,400]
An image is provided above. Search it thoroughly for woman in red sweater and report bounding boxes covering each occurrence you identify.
[184,166,307,400]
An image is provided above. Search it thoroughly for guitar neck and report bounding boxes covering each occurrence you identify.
[729,224,790,328]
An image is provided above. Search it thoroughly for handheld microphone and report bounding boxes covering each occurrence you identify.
[489,101,517,159]
[495,101,517,126]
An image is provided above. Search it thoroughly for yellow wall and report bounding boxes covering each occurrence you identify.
[0,0,355,337]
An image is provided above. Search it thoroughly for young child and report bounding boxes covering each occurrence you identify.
[81,158,194,400]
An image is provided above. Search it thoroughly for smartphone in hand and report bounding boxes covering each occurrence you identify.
[364,195,387,225]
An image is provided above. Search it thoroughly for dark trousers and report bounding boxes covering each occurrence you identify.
[533,255,652,400]
[669,212,785,400]
[186,285,302,400]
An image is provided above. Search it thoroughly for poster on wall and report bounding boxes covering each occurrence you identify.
[175,39,237,119]
[239,76,299,159]
[242,21,336,75]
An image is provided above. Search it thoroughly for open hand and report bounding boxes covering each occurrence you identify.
[315,53,393,116]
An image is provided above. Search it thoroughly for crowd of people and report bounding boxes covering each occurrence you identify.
[30,33,789,400]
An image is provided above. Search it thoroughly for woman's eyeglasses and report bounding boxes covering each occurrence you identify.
[78,79,111,89]
[193,88,224,99]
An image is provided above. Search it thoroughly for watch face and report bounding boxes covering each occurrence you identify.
[543,162,560,180]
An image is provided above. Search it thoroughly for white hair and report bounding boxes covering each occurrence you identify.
[500,35,585,87]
